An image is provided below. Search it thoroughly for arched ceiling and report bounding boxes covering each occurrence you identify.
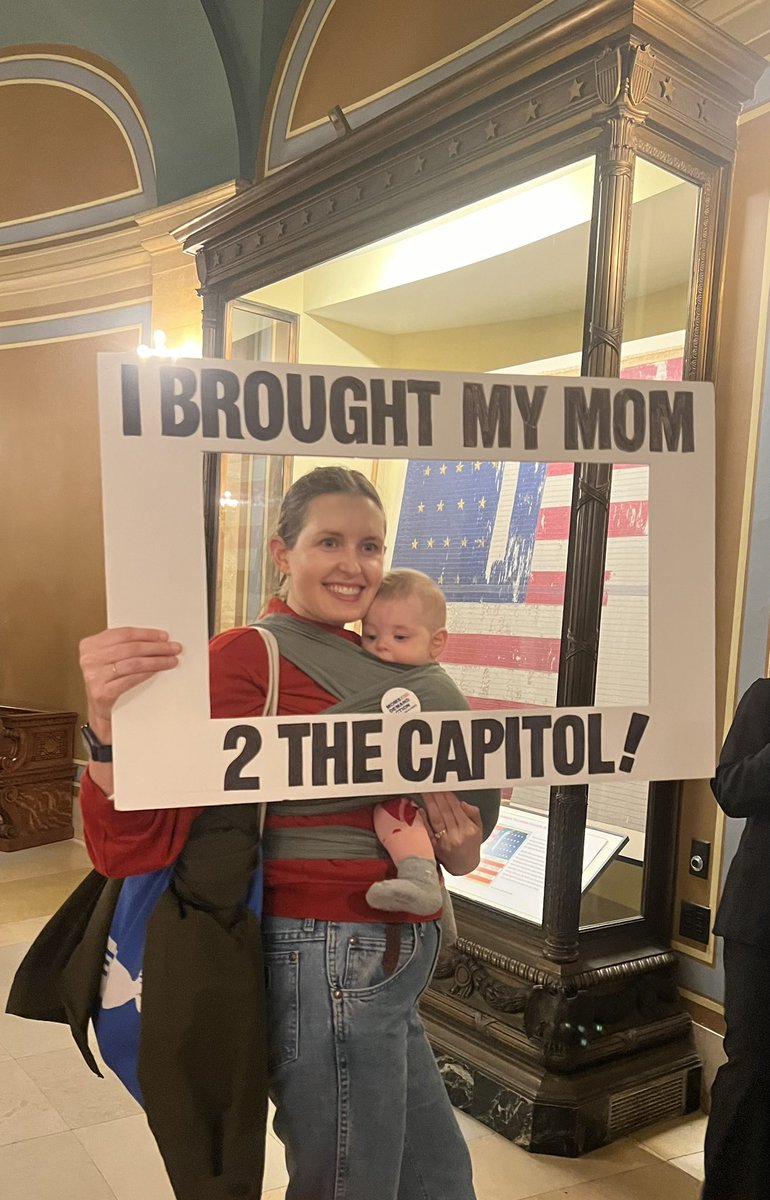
[262,0,770,175]
[1,0,766,208]
[0,0,303,205]
[0,79,140,225]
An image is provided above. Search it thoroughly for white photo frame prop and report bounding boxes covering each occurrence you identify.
[97,355,715,810]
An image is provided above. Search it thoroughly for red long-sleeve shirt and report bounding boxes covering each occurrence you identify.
[80,599,437,923]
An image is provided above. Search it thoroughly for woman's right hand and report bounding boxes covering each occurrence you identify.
[79,627,182,738]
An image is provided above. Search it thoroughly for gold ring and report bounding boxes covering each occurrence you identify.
[434,827,447,839]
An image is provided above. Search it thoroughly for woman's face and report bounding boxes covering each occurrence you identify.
[271,492,386,626]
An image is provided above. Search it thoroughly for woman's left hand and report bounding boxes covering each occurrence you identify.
[422,791,484,876]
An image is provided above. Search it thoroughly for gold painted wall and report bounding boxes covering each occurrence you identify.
[0,49,233,730]
[0,327,138,721]
[0,51,151,730]
[0,186,230,731]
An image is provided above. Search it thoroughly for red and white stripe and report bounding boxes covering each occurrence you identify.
[442,462,649,713]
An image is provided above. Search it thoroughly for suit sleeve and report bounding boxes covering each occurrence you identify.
[711,679,770,818]
[81,628,270,876]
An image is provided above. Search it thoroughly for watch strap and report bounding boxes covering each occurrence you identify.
[80,723,113,763]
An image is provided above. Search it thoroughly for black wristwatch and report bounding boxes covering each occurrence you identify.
[80,723,113,763]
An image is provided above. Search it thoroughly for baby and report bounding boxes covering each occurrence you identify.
[362,569,456,935]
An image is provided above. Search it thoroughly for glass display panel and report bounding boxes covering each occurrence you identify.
[578,157,699,928]
[213,303,296,629]
[216,157,600,926]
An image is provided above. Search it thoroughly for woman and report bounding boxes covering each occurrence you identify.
[79,466,498,1200]
[703,676,770,1199]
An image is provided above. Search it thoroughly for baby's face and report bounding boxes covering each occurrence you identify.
[362,594,441,664]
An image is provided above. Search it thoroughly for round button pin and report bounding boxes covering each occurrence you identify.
[380,687,422,715]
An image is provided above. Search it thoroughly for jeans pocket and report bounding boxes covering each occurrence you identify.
[264,949,299,1071]
[342,924,418,993]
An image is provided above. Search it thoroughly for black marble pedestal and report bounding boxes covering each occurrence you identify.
[432,1034,701,1156]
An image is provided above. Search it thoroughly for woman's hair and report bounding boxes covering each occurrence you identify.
[275,466,385,549]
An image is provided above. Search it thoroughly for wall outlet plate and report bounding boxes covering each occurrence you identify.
[679,900,711,944]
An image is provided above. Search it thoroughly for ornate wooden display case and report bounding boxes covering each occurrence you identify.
[0,707,77,851]
[178,0,763,1154]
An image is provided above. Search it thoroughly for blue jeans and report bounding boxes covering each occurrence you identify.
[263,916,476,1200]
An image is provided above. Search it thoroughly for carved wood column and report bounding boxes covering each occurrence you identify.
[200,287,227,633]
[542,43,655,963]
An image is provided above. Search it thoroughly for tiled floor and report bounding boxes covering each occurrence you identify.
[0,841,707,1200]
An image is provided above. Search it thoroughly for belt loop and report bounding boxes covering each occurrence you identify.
[383,924,402,976]
[303,918,315,933]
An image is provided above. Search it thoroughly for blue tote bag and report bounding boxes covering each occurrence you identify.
[93,865,264,1103]
[92,626,278,1104]
[93,866,173,1102]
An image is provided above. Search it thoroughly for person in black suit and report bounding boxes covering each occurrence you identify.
[703,677,770,1199]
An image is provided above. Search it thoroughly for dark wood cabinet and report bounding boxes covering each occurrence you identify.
[0,707,77,851]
